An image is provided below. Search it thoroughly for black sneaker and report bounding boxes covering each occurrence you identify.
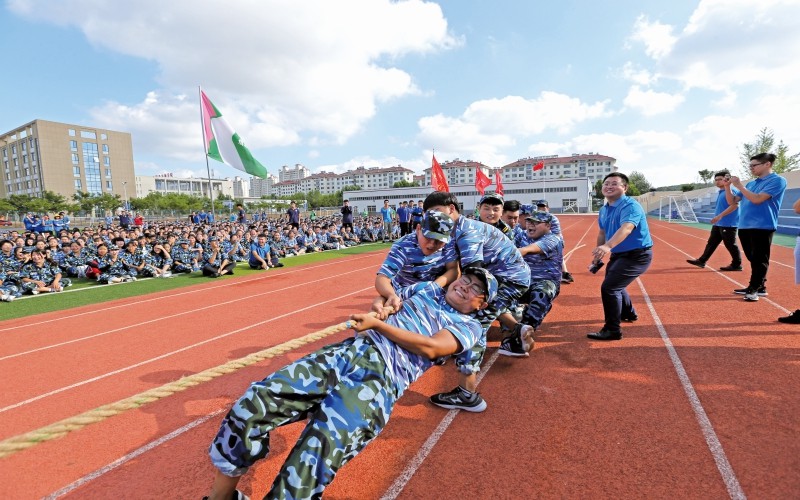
[686,259,705,268]
[734,286,767,296]
[778,310,800,324]
[719,265,743,271]
[499,324,533,357]
[561,271,574,284]
[621,313,639,323]
[429,386,487,412]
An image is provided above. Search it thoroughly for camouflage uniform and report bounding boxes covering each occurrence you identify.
[170,245,195,273]
[0,253,22,289]
[96,254,131,283]
[63,248,95,278]
[19,261,71,293]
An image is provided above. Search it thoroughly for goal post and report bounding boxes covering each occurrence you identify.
[658,195,699,223]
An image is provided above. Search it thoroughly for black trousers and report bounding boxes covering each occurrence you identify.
[738,228,774,290]
[698,225,741,266]
[601,248,653,333]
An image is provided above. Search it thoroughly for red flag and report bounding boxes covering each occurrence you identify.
[533,160,545,171]
[475,166,492,195]
[431,153,449,192]
[495,169,504,196]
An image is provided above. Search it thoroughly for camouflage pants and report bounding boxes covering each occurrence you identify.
[520,279,560,330]
[455,279,529,375]
[20,277,72,293]
[209,336,397,500]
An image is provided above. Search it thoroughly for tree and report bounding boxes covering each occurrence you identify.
[681,183,695,192]
[628,171,652,194]
[697,169,713,184]
[739,127,799,178]
[593,179,603,198]
[392,180,418,188]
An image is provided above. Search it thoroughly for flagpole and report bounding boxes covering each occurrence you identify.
[199,85,217,223]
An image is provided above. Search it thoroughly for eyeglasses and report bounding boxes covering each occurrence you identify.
[603,182,625,187]
[459,275,486,297]
[749,162,765,168]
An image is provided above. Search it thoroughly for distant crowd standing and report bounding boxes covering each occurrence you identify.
[0,206,405,303]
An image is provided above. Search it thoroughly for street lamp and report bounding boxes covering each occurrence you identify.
[122,181,129,210]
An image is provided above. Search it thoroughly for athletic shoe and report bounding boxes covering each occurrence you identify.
[161,271,173,278]
[778,310,800,324]
[561,271,574,284]
[0,293,12,302]
[719,265,742,271]
[30,290,39,295]
[429,386,487,412]
[621,313,639,323]
[734,286,767,296]
[686,259,705,268]
[53,285,63,292]
[499,324,533,357]
[744,291,759,302]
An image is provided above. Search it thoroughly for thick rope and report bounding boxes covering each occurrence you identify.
[0,316,368,459]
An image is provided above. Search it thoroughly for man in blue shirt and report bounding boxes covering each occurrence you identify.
[726,153,787,301]
[396,200,411,237]
[287,201,301,230]
[380,199,394,243]
[588,172,653,341]
[687,170,742,271]
[248,233,273,270]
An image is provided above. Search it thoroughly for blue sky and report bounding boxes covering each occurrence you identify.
[2,0,798,188]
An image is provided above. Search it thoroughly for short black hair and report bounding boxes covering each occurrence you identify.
[424,191,460,213]
[714,169,730,178]
[603,172,629,185]
[750,152,777,164]
[503,200,521,212]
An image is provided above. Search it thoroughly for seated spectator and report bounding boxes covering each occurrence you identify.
[20,249,72,294]
[171,239,197,273]
[148,242,174,278]
[249,233,274,270]
[96,244,136,284]
[202,237,237,277]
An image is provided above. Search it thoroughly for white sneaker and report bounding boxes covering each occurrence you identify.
[0,293,12,302]
[162,271,172,278]
[744,291,759,302]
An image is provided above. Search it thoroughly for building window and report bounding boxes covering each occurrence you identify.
[1,148,5,158]
[101,133,108,140]
[82,142,102,195]
[80,130,97,139]
[74,166,81,176]
[72,153,79,164]
[74,179,82,190]
[104,156,110,166]
[70,140,78,151]
[68,129,76,137]
[106,180,113,190]
[102,144,109,154]
[105,168,112,178]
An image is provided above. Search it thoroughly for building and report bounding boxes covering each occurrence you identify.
[249,174,277,198]
[500,153,617,184]
[262,164,415,197]
[344,176,593,215]
[278,163,311,182]
[135,174,235,200]
[232,176,248,198]
[423,159,491,187]
[1,119,135,201]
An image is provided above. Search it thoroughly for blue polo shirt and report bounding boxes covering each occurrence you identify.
[738,173,787,230]
[249,241,271,265]
[714,187,740,227]
[598,195,653,253]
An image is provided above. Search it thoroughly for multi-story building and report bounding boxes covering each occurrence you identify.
[261,165,414,197]
[278,163,311,183]
[249,173,278,198]
[1,119,135,200]
[232,176,248,198]
[423,159,491,187]
[500,153,617,184]
[135,174,234,200]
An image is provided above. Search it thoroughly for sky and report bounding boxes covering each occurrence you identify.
[2,0,799,188]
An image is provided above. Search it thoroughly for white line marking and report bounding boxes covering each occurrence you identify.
[0,254,378,332]
[0,265,376,362]
[380,351,500,500]
[0,286,373,414]
[636,278,746,500]
[43,408,226,499]
[653,235,790,314]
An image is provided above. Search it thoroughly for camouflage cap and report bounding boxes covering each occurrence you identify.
[535,199,549,207]
[420,210,454,243]
[462,266,498,303]
[526,211,553,224]
[478,193,504,206]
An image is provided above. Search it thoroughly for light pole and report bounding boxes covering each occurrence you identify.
[122,181,129,211]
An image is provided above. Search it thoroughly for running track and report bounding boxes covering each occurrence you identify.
[0,217,797,499]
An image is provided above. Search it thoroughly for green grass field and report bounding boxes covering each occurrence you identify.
[0,243,389,322]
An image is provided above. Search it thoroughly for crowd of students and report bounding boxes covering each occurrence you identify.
[0,210,399,303]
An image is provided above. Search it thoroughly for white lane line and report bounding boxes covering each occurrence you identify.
[636,278,746,500]
[43,408,226,499]
[0,265,376,362]
[0,286,373,414]
[380,351,500,500]
[0,253,379,333]
[653,235,791,314]
[653,222,794,269]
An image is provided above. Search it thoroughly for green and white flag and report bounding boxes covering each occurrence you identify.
[200,90,268,179]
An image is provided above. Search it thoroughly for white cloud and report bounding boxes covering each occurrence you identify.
[621,62,656,86]
[416,92,612,167]
[628,15,676,59]
[11,0,458,153]
[623,85,685,116]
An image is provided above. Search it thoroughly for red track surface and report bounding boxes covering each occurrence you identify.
[0,219,797,499]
